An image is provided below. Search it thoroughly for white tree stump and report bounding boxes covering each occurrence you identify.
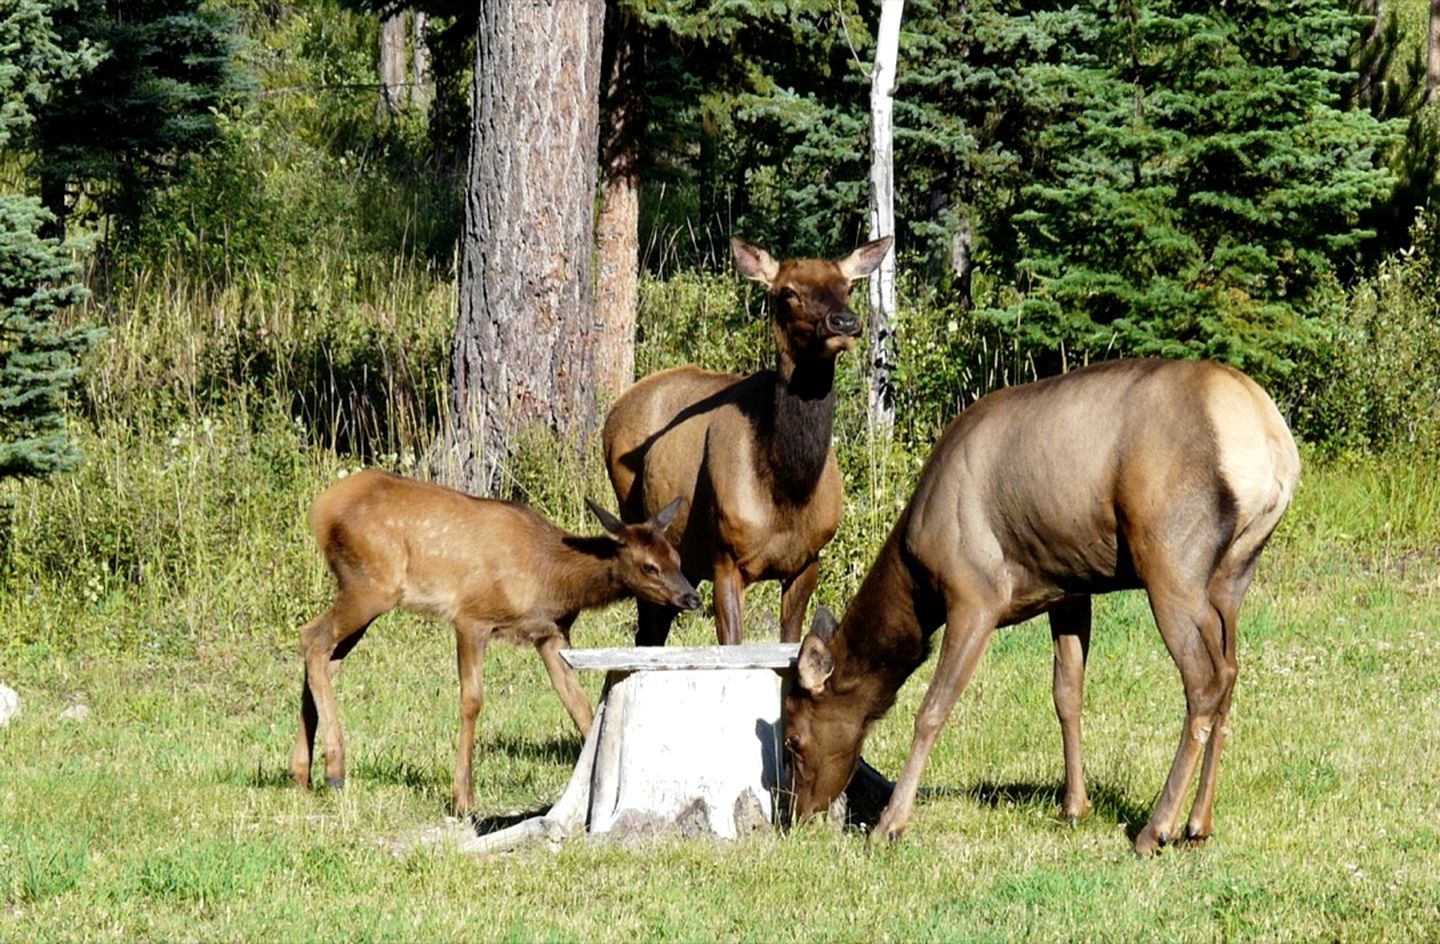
[587,667,783,839]
[453,644,896,854]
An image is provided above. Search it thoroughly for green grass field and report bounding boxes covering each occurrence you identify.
[2,440,1437,941]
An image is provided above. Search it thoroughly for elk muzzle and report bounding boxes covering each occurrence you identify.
[823,308,861,338]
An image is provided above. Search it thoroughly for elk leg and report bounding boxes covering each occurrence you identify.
[1185,568,1253,841]
[295,594,384,791]
[535,629,594,736]
[1134,584,1228,856]
[872,601,997,843]
[289,612,327,790]
[1049,596,1092,824]
[780,560,820,644]
[713,554,745,646]
[635,599,677,646]
[452,621,492,815]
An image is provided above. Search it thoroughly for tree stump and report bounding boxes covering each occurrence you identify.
[454,644,895,854]
[587,666,783,839]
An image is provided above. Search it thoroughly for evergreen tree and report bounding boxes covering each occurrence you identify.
[0,0,102,481]
[988,0,1398,386]
[22,0,245,240]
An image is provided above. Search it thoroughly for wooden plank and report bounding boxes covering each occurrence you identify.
[561,643,800,672]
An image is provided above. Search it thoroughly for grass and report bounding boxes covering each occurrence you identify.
[2,415,1437,939]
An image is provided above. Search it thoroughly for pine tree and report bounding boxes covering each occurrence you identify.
[987,0,1398,387]
[0,0,102,482]
[22,0,244,240]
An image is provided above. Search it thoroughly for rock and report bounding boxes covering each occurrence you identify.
[0,684,18,727]
[60,703,90,723]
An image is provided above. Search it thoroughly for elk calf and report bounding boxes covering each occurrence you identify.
[288,469,698,813]
[783,359,1299,855]
[603,235,891,646]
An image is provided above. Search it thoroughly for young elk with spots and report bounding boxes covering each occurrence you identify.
[783,359,1299,855]
[603,235,891,647]
[289,469,698,813]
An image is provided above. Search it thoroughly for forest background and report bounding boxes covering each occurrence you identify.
[1,0,1438,939]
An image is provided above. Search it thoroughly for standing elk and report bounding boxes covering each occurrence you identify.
[288,469,699,813]
[782,359,1300,855]
[603,235,891,646]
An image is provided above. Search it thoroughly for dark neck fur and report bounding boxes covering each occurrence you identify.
[759,357,838,505]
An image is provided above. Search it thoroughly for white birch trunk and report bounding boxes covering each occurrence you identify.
[866,0,905,439]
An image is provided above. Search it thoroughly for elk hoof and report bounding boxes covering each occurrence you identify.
[1184,823,1212,844]
[1133,826,1168,857]
[326,777,345,791]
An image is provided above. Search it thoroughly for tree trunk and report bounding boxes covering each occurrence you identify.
[866,0,904,439]
[411,11,433,112]
[594,6,642,400]
[951,221,973,311]
[1428,0,1440,104]
[439,0,605,494]
[378,12,408,117]
[1355,0,1385,110]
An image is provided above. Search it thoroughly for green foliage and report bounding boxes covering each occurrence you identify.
[0,0,101,484]
[21,0,247,237]
[0,199,98,481]
[633,0,873,260]
[1293,214,1440,453]
[986,0,1399,393]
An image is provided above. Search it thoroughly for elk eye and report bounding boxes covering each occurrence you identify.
[778,286,798,301]
[642,563,660,577]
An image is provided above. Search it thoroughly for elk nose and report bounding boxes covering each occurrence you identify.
[679,590,701,611]
[826,309,860,337]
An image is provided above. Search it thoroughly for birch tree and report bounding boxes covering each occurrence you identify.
[866,0,904,438]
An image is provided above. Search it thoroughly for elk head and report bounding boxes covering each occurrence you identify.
[731,236,893,380]
[783,606,871,820]
[586,497,701,611]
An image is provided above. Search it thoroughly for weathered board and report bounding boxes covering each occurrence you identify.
[560,643,800,672]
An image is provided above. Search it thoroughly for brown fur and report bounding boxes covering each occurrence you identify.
[288,469,698,813]
[603,236,891,645]
[784,358,1300,855]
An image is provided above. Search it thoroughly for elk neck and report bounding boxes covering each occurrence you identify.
[760,356,838,504]
[828,527,946,720]
[550,533,630,613]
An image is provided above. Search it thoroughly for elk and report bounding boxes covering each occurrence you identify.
[288,469,699,813]
[783,359,1300,855]
[603,235,892,646]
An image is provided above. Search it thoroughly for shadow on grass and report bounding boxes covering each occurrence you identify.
[482,732,583,766]
[960,779,1151,839]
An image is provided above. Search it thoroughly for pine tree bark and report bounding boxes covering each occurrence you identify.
[378,12,408,117]
[594,6,642,400]
[439,0,605,494]
[866,0,904,439]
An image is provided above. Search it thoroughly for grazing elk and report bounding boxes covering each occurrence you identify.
[288,469,699,813]
[783,359,1300,855]
[603,235,892,646]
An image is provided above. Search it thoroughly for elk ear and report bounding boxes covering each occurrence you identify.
[836,236,893,281]
[797,631,835,696]
[585,499,626,539]
[811,605,838,642]
[649,496,685,533]
[731,237,780,285]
